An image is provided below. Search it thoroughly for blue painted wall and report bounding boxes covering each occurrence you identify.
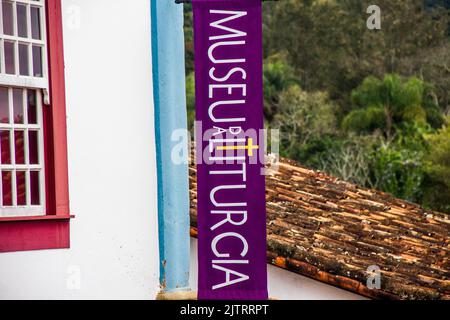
[151,0,190,292]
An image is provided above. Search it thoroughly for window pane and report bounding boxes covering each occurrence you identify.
[14,130,24,164]
[2,171,12,206]
[28,130,38,164]
[17,3,28,38]
[30,171,39,205]
[4,41,15,74]
[27,90,37,124]
[0,130,11,164]
[2,1,14,36]
[31,6,41,40]
[16,171,26,205]
[0,87,9,123]
[19,43,29,76]
[32,46,42,77]
[13,88,24,124]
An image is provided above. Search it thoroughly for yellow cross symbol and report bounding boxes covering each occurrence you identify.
[216,138,259,157]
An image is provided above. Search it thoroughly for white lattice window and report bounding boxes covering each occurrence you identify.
[0,0,49,100]
[0,0,47,217]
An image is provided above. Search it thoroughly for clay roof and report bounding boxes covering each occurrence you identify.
[189,158,450,300]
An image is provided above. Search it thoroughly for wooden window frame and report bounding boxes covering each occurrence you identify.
[0,0,72,253]
[0,88,46,217]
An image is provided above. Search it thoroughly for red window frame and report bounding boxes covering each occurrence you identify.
[0,0,72,253]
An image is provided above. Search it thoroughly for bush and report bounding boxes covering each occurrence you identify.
[346,75,437,139]
[274,84,337,160]
[371,143,425,202]
[423,122,450,212]
[186,72,195,130]
[342,106,386,134]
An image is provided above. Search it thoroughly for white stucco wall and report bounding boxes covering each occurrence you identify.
[189,239,366,300]
[0,0,160,299]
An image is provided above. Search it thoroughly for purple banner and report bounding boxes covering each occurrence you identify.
[192,0,268,300]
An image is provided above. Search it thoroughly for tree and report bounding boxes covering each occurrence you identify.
[398,42,450,119]
[263,56,298,121]
[318,135,377,188]
[274,84,337,158]
[183,4,194,75]
[423,121,450,212]
[370,131,427,202]
[263,0,449,107]
[186,72,196,130]
[425,123,450,184]
[343,75,436,139]
[183,1,450,212]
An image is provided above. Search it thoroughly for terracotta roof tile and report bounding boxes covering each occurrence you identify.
[189,158,450,300]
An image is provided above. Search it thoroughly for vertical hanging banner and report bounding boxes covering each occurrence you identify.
[192,0,268,300]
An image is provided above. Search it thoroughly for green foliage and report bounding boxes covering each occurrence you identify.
[318,135,378,188]
[183,1,450,212]
[342,106,386,134]
[323,123,430,203]
[402,105,427,124]
[183,5,194,75]
[345,75,435,138]
[264,0,450,106]
[263,57,298,121]
[186,72,195,129]
[425,104,446,129]
[290,136,341,170]
[374,149,424,201]
[371,140,425,202]
[422,122,450,212]
[274,85,337,157]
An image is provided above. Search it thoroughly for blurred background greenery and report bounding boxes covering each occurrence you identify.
[183,0,450,213]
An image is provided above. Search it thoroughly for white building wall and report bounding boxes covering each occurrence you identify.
[0,0,160,299]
